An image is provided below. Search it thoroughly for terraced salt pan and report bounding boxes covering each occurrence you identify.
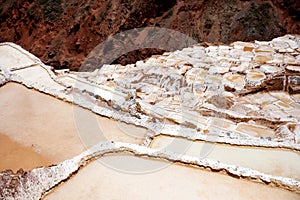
[0,43,38,70]
[1,40,299,146]
[2,140,300,199]
[1,36,300,199]
[44,155,300,200]
[0,134,50,171]
[150,135,300,181]
[0,83,147,170]
[11,66,65,90]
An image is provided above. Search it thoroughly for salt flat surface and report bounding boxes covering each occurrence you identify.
[151,135,300,181]
[0,83,147,170]
[0,134,50,171]
[44,155,300,200]
[12,66,65,90]
[0,44,36,70]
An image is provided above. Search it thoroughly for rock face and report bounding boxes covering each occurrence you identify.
[0,0,299,70]
[0,35,300,199]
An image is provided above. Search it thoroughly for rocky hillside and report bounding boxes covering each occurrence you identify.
[0,0,299,70]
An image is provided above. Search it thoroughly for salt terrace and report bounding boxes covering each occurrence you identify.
[0,35,300,199]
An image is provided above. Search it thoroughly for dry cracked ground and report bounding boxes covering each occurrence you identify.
[0,34,300,199]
